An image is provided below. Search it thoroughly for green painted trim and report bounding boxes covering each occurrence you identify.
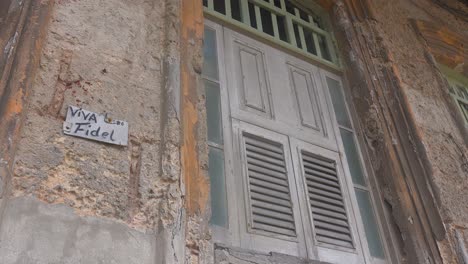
[254,5,263,31]
[204,9,342,71]
[298,25,307,52]
[286,16,297,46]
[439,64,468,125]
[313,32,322,58]
[225,0,232,18]
[203,0,340,69]
[271,13,280,39]
[240,0,250,25]
[268,0,280,39]
[438,64,468,86]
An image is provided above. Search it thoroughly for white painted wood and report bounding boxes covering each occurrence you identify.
[290,68,320,129]
[289,138,366,263]
[232,121,308,257]
[204,20,241,247]
[319,69,390,264]
[224,27,337,152]
[207,17,392,264]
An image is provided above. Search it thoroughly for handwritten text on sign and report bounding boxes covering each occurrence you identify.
[63,106,128,146]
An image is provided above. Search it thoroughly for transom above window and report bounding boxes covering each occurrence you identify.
[203,0,339,69]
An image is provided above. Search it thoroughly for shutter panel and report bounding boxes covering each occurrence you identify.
[301,151,354,248]
[243,133,297,238]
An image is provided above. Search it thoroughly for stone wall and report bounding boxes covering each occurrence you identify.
[0,0,189,263]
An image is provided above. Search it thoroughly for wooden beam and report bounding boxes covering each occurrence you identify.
[180,0,209,216]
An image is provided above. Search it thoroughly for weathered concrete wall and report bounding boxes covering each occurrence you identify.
[369,0,468,262]
[334,0,468,262]
[0,196,156,264]
[0,0,188,263]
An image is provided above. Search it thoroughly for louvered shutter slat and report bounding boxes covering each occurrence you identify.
[250,192,292,207]
[250,185,292,200]
[308,186,343,201]
[252,200,294,215]
[311,206,348,221]
[250,178,290,194]
[313,214,350,228]
[305,178,342,195]
[253,207,297,222]
[249,171,289,187]
[246,144,285,160]
[253,215,295,230]
[316,235,354,248]
[302,151,354,248]
[310,199,347,215]
[248,164,287,180]
[304,168,339,183]
[247,151,287,168]
[309,193,345,208]
[253,223,297,237]
[245,137,283,154]
[302,154,336,170]
[247,158,287,174]
[303,162,338,176]
[243,133,297,238]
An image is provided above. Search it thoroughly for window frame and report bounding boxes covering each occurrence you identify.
[439,64,468,126]
[319,70,398,264]
[203,0,340,71]
[204,20,241,244]
[204,17,396,264]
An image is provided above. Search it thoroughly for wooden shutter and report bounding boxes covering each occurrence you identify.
[243,132,297,238]
[301,150,354,248]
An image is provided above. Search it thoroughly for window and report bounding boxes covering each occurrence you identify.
[440,65,468,125]
[203,6,390,263]
[203,0,338,69]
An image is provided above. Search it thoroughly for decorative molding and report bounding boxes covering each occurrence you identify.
[332,1,446,263]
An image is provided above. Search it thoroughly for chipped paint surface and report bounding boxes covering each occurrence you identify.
[180,0,208,217]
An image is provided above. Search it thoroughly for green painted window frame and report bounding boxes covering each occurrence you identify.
[203,0,340,71]
[439,64,468,125]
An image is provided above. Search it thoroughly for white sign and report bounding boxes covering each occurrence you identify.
[63,106,128,146]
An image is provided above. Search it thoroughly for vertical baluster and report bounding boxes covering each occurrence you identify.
[241,0,251,25]
[295,8,306,51]
[286,17,296,46]
[255,5,263,31]
[309,15,322,58]
[269,0,280,40]
[281,0,295,45]
[280,0,286,9]
[208,0,214,10]
[225,0,232,18]
[327,34,338,63]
